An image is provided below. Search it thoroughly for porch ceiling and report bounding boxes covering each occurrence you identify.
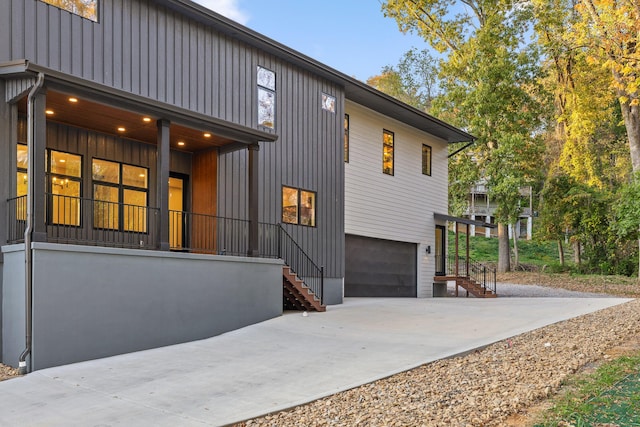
[17,90,235,152]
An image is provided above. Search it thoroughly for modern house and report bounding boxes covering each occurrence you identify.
[1,0,474,372]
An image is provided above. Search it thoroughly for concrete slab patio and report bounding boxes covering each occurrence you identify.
[0,297,631,426]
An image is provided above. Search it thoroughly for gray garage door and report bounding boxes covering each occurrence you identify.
[345,234,417,297]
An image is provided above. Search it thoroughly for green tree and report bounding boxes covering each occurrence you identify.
[382,0,546,272]
[366,48,440,112]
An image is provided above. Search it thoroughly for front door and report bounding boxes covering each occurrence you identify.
[169,175,186,249]
[435,225,446,275]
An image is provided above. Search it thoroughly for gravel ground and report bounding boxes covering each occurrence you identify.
[452,282,618,298]
[236,289,640,427]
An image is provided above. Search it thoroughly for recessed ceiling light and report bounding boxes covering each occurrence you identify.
[203,132,211,138]
[117,126,126,132]
[68,97,78,103]
[45,109,54,115]
[142,117,152,122]
[139,173,145,178]
[177,141,185,146]
[59,159,66,163]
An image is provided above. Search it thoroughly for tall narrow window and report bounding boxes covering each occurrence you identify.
[92,159,148,232]
[422,144,432,176]
[282,186,316,227]
[257,66,276,129]
[17,144,28,197]
[383,130,394,175]
[48,150,82,226]
[344,114,349,163]
[16,144,28,221]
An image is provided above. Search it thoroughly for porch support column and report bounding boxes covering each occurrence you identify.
[0,80,11,253]
[31,89,47,242]
[247,143,260,257]
[157,119,170,251]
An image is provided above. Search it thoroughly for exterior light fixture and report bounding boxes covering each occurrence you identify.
[117,126,126,132]
[203,132,211,138]
[45,109,54,115]
[177,141,185,146]
[142,117,152,122]
[68,97,78,103]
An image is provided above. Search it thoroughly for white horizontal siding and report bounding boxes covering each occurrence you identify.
[344,100,449,297]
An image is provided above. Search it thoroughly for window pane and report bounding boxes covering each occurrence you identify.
[17,172,28,197]
[123,164,148,188]
[93,184,119,229]
[282,187,298,224]
[300,190,316,227]
[51,151,82,177]
[344,114,349,163]
[322,93,336,113]
[257,66,276,90]
[42,0,98,22]
[422,144,432,176]
[383,130,394,175]
[93,159,119,184]
[258,88,275,129]
[17,144,28,169]
[51,177,80,226]
[123,189,147,232]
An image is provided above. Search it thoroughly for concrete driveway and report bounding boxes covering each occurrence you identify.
[0,297,630,426]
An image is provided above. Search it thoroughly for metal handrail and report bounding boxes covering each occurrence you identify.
[274,224,324,304]
[436,253,497,295]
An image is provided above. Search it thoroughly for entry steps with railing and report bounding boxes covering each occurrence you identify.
[434,254,497,298]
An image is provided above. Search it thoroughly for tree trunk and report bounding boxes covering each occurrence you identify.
[512,224,519,270]
[619,96,640,174]
[572,240,581,265]
[557,240,565,266]
[498,223,510,273]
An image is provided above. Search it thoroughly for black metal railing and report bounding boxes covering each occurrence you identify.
[7,195,324,301]
[436,253,497,295]
[169,210,251,256]
[272,224,324,304]
[7,195,27,243]
[46,194,160,249]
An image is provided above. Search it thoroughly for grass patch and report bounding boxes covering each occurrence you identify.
[534,353,640,426]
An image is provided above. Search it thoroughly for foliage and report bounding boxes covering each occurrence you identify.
[612,173,640,241]
[572,0,640,174]
[367,49,440,112]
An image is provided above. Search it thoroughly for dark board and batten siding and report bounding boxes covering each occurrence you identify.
[1,0,269,131]
[218,61,345,280]
[2,0,345,279]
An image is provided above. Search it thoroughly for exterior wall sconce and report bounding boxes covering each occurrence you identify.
[426,245,431,254]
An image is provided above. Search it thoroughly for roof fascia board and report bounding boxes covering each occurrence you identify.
[160,0,474,143]
[3,61,277,145]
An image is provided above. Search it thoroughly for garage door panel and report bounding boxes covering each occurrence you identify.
[345,234,417,297]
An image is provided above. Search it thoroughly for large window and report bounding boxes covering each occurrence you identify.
[383,130,394,175]
[41,0,98,22]
[282,186,316,227]
[344,114,349,163]
[422,144,432,176]
[92,159,148,232]
[257,66,276,129]
[48,150,82,226]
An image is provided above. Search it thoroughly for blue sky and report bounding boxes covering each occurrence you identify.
[192,0,427,81]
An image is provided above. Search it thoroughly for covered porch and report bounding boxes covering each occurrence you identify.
[434,213,497,298]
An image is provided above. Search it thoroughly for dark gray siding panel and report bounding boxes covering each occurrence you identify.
[1,0,274,134]
[345,235,417,298]
[217,62,345,279]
